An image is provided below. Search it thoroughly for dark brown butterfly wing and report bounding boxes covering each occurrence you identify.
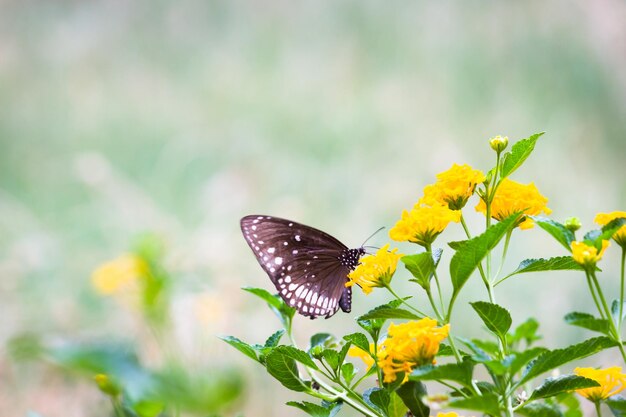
[240,215,361,319]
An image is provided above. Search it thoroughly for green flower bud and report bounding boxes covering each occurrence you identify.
[489,135,509,152]
[94,374,122,397]
[564,217,582,232]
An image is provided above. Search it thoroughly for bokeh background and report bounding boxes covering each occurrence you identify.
[1,1,626,416]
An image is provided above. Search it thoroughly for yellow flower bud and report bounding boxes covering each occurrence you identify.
[94,373,121,397]
[489,135,509,152]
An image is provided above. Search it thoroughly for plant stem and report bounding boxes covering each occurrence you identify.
[494,230,512,281]
[460,215,492,292]
[426,244,447,316]
[589,271,626,364]
[385,284,428,317]
[426,287,444,322]
[620,248,625,327]
[112,397,126,417]
[595,401,603,417]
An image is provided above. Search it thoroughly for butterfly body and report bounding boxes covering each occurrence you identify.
[240,215,364,319]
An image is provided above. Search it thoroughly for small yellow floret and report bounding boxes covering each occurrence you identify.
[92,254,147,295]
[346,244,403,294]
[347,344,375,370]
[574,366,626,402]
[475,178,551,229]
[390,204,461,246]
[420,164,486,210]
[571,240,610,268]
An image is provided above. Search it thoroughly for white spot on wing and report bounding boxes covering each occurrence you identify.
[268,247,275,254]
[284,276,291,283]
[295,235,301,241]
[274,257,283,265]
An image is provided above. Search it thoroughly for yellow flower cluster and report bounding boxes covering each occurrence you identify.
[420,164,486,210]
[389,205,461,247]
[571,240,610,268]
[91,254,148,295]
[347,344,376,370]
[475,178,551,229]
[595,211,626,248]
[377,318,449,383]
[346,244,403,294]
[574,366,626,402]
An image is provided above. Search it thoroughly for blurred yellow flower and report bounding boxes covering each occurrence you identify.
[346,244,403,294]
[433,413,474,417]
[92,254,147,295]
[595,211,626,248]
[347,344,375,370]
[574,366,626,402]
[571,240,610,268]
[377,318,449,383]
[420,164,486,210]
[475,178,551,229]
[390,204,461,246]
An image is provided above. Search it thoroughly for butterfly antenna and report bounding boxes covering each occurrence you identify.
[361,226,385,248]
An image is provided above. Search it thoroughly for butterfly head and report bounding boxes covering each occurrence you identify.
[340,247,366,270]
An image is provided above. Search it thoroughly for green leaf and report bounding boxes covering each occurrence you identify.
[505,347,548,376]
[341,362,356,385]
[409,359,475,388]
[132,401,165,417]
[533,217,576,252]
[265,330,285,348]
[519,336,617,386]
[607,396,626,416]
[358,307,420,321]
[286,401,342,417]
[448,393,501,416]
[564,312,610,334]
[243,287,296,329]
[219,336,259,362]
[401,249,441,289]
[550,392,582,417]
[273,346,318,370]
[265,349,308,392]
[310,333,334,349]
[388,391,408,417]
[343,333,370,352]
[508,318,542,346]
[471,301,512,339]
[322,349,339,371]
[357,299,405,338]
[450,212,521,295]
[500,132,544,178]
[517,403,564,417]
[501,257,583,283]
[584,218,626,246]
[530,374,600,400]
[395,381,429,417]
[612,299,626,325]
[364,387,390,416]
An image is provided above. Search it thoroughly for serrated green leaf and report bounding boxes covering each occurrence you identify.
[530,374,599,400]
[243,287,296,329]
[357,299,406,338]
[273,346,318,370]
[358,307,420,321]
[506,347,548,376]
[448,393,501,416]
[322,349,340,371]
[500,257,583,284]
[367,387,391,416]
[395,381,429,417]
[508,318,542,346]
[500,132,544,178]
[265,350,308,392]
[607,396,626,416]
[343,333,370,352]
[409,359,475,388]
[388,391,408,417]
[265,330,285,348]
[286,400,342,417]
[341,362,356,385]
[471,301,512,338]
[310,333,335,350]
[517,402,564,417]
[532,217,576,252]
[450,212,521,295]
[219,336,258,362]
[519,337,617,386]
[564,312,610,334]
[242,287,282,309]
[402,250,441,289]
[584,218,626,247]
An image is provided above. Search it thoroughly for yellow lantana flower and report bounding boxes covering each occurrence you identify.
[377,318,450,383]
[574,367,626,402]
[389,204,461,246]
[571,240,610,268]
[475,178,551,229]
[432,413,475,417]
[420,164,486,210]
[346,244,403,294]
[92,254,148,295]
[347,344,375,370]
[595,211,626,248]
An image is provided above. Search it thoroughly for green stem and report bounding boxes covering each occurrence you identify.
[460,215,492,292]
[385,284,428,317]
[112,397,126,417]
[494,230,512,281]
[373,339,384,389]
[590,271,626,365]
[426,287,444,322]
[595,401,603,417]
[586,273,606,320]
[426,244,447,316]
[620,248,625,327]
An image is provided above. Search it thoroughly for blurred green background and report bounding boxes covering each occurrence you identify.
[1,1,625,416]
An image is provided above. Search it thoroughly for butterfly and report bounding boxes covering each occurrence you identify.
[240,215,365,319]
